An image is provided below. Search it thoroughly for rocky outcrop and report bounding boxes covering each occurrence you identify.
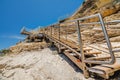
[9,42,47,54]
[61,0,120,44]
[72,0,120,19]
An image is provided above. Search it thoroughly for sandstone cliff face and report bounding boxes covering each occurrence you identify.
[60,0,120,44]
[72,0,120,19]
[9,42,47,54]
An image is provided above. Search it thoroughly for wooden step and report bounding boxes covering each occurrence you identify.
[85,52,101,55]
[83,48,92,52]
[85,56,111,60]
[88,62,120,79]
[76,48,92,52]
[61,47,67,50]
[69,53,77,56]
[65,49,72,53]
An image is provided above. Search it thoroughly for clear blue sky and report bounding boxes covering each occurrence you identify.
[0,0,83,50]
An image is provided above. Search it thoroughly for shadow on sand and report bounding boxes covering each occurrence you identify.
[48,46,120,80]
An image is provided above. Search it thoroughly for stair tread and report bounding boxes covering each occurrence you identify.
[61,47,67,49]
[85,51,101,55]
[88,62,120,74]
[85,56,111,60]
[65,49,72,53]
[83,48,92,51]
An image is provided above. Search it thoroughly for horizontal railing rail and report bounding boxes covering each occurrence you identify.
[43,13,120,64]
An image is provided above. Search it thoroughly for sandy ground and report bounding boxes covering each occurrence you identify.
[0,48,94,80]
[0,48,120,80]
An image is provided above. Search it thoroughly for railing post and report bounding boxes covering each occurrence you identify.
[76,20,89,78]
[46,27,48,35]
[65,25,68,40]
[58,23,62,53]
[44,28,46,34]
[98,13,115,64]
[58,24,60,40]
[51,25,52,37]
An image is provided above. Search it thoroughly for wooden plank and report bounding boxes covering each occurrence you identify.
[85,56,111,60]
[88,62,120,79]
[65,50,73,53]
[83,48,92,52]
[69,53,77,56]
[61,47,67,50]
[85,52,101,55]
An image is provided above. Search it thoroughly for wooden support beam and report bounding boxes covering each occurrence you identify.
[64,52,83,70]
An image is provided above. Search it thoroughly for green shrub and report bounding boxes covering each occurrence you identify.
[0,49,11,56]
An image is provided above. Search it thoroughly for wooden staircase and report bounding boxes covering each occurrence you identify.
[42,13,120,79]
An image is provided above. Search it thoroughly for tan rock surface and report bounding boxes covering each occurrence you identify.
[9,42,47,54]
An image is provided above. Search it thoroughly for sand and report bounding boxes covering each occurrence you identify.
[0,48,94,80]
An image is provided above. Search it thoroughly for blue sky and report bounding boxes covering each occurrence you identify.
[0,0,83,50]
